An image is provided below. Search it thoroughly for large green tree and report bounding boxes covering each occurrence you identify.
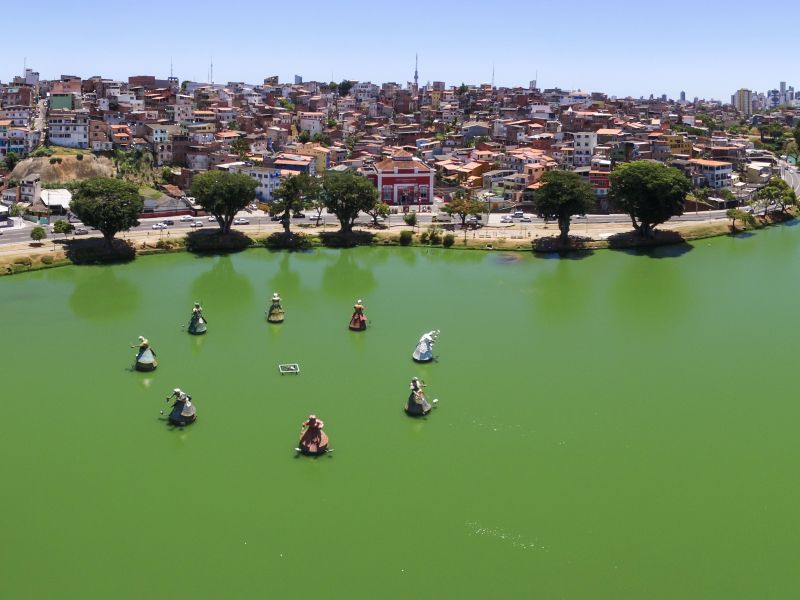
[190,170,257,234]
[532,171,596,242]
[609,161,691,237]
[230,136,250,160]
[270,173,319,233]
[442,191,485,228]
[321,170,379,233]
[755,176,798,214]
[53,219,75,239]
[4,151,20,171]
[30,226,46,243]
[71,177,143,248]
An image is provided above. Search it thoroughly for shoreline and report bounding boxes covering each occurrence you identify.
[1,209,795,276]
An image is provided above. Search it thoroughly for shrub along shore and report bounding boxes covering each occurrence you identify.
[1,209,795,277]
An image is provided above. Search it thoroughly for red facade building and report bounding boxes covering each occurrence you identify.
[366,150,435,205]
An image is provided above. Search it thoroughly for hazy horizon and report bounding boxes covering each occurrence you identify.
[3,0,796,101]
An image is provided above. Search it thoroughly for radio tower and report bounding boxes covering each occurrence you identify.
[414,53,419,92]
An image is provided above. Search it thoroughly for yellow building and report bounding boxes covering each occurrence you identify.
[294,143,332,171]
[663,134,693,157]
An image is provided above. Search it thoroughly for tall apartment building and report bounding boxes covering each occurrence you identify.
[731,88,753,115]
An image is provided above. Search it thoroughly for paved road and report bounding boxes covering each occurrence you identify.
[1,206,736,246]
[781,161,800,193]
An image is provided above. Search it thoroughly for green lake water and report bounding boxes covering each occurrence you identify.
[2,228,800,599]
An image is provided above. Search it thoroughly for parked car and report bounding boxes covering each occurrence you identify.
[180,215,193,222]
[234,218,250,225]
[271,214,284,222]
[190,221,204,228]
[152,223,167,230]
[512,210,525,219]
[74,228,89,235]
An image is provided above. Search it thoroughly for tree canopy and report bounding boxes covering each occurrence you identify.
[755,176,798,214]
[320,170,379,233]
[271,173,319,233]
[30,226,46,243]
[53,220,75,238]
[338,80,354,97]
[189,170,257,234]
[230,136,250,160]
[70,177,143,248]
[608,161,691,237]
[442,191,485,227]
[532,170,596,242]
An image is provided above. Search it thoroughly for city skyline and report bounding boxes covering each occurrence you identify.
[3,0,797,101]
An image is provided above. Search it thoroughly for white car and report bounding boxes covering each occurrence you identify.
[519,216,532,223]
[180,215,193,222]
[207,216,216,222]
[500,216,513,223]
[234,217,250,225]
[152,223,167,230]
[190,221,204,228]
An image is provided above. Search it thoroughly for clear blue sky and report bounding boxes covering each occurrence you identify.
[3,0,796,100]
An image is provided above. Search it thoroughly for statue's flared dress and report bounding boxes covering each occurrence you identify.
[405,391,432,416]
[135,347,158,371]
[168,399,197,426]
[298,421,329,455]
[188,312,207,335]
[267,300,285,323]
[349,304,367,331]
[412,331,439,362]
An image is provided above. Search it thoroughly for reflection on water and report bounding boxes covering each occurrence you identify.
[321,251,377,300]
[69,267,141,320]
[191,255,254,309]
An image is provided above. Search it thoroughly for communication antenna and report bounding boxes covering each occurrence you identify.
[491,62,495,89]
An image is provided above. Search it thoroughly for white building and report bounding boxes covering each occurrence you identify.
[298,112,325,136]
[47,110,89,148]
[351,81,380,103]
[572,131,597,167]
[688,159,733,190]
[218,162,284,202]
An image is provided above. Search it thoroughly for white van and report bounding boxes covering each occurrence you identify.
[512,210,524,219]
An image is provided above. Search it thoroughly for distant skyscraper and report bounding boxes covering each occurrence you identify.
[680,90,686,102]
[661,94,667,101]
[294,75,303,84]
[732,88,753,115]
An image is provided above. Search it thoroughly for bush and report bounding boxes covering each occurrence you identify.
[264,231,313,251]
[30,147,54,158]
[403,212,417,227]
[318,231,375,248]
[419,231,429,244]
[49,157,58,164]
[13,257,33,266]
[185,230,253,253]
[64,238,136,264]
[155,238,183,250]
[76,153,84,161]
[443,233,455,247]
[399,230,413,246]
[40,255,54,265]
[428,225,443,245]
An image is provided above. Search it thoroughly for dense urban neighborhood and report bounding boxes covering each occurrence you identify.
[1,66,799,255]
